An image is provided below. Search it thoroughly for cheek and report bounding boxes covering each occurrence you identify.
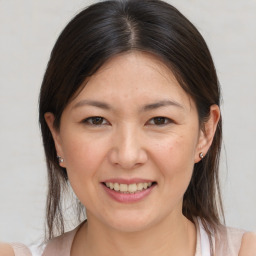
[152,135,198,191]
[61,135,107,180]
[155,138,196,201]
[60,136,108,207]
[153,135,197,168]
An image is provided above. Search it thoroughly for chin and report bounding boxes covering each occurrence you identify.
[110,220,152,233]
[100,210,159,233]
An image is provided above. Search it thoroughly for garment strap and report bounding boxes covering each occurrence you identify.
[198,219,213,256]
[215,225,245,255]
[10,243,32,256]
[42,224,81,256]
[194,217,215,256]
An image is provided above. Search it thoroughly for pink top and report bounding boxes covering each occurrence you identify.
[10,218,245,256]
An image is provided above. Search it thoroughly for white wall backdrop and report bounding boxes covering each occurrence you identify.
[0,0,255,245]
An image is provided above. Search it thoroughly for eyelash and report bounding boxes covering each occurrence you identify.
[82,116,173,126]
[82,116,109,126]
[147,117,173,126]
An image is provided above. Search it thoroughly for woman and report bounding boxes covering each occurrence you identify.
[1,0,255,255]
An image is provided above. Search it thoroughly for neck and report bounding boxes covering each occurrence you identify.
[72,212,196,256]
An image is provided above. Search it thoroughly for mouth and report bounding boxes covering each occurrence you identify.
[102,181,157,194]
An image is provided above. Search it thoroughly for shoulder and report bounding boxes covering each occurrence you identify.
[0,242,15,256]
[239,232,256,256]
[0,242,33,256]
[42,225,81,255]
[226,227,256,254]
[215,225,252,255]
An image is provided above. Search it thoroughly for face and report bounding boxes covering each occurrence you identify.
[46,52,216,233]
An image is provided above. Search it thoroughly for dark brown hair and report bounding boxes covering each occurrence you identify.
[39,0,224,244]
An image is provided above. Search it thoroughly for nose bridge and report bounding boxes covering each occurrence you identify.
[110,123,147,169]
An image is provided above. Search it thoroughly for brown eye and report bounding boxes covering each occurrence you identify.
[83,116,108,126]
[153,117,166,125]
[147,117,172,126]
[92,117,104,125]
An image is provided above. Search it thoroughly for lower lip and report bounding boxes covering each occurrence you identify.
[101,184,156,203]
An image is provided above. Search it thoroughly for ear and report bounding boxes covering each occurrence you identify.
[195,104,220,163]
[44,112,66,167]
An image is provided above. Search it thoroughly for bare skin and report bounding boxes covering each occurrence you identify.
[1,52,255,256]
[239,233,256,256]
[0,243,14,256]
[71,207,196,256]
[46,52,219,256]
[1,233,255,255]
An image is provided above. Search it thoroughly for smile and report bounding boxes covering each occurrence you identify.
[104,182,154,193]
[101,179,157,203]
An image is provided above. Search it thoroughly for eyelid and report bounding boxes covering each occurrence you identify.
[81,116,173,126]
[146,116,174,126]
[82,116,110,126]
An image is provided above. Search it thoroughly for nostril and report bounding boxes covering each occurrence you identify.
[108,147,148,170]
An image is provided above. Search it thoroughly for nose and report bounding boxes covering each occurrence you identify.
[108,125,148,169]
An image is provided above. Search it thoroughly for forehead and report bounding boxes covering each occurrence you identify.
[69,51,193,110]
[89,51,179,89]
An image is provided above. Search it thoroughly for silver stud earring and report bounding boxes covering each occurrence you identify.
[199,152,204,159]
[57,155,64,163]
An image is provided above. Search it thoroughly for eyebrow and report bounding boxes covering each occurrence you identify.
[141,100,184,111]
[72,99,184,111]
[72,100,111,110]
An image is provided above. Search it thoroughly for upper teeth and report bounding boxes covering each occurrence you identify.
[105,182,153,193]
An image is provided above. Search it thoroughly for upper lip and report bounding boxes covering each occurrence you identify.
[102,178,155,185]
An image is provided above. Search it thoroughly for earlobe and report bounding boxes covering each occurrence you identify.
[195,105,220,163]
[44,112,65,167]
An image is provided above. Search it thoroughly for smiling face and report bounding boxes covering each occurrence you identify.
[45,52,217,233]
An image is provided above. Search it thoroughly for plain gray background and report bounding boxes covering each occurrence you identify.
[0,0,255,245]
